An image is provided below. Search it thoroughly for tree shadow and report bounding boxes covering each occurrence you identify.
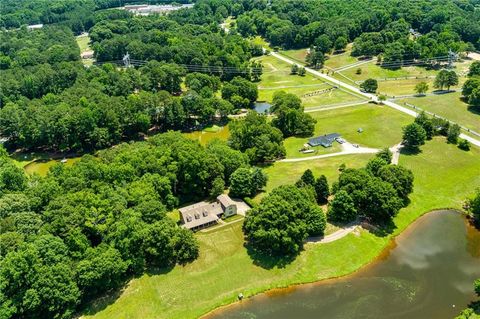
[79,264,175,317]
[400,147,422,156]
[467,105,480,117]
[245,242,298,270]
[362,218,397,237]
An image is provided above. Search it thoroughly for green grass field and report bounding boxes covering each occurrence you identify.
[397,92,480,132]
[82,137,480,319]
[256,54,364,107]
[76,35,91,53]
[183,125,230,145]
[324,52,358,70]
[339,63,438,82]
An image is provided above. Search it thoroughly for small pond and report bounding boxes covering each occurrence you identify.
[207,211,480,319]
[254,102,272,114]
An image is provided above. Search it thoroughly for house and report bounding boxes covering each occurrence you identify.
[180,194,238,231]
[81,50,94,59]
[308,133,341,148]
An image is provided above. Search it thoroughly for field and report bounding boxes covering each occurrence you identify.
[281,44,357,70]
[397,92,480,132]
[183,125,230,145]
[283,104,412,158]
[82,138,480,319]
[255,55,366,107]
[339,62,438,82]
[76,35,91,53]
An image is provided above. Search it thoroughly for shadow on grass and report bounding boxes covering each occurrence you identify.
[245,243,298,270]
[79,264,175,317]
[467,105,480,117]
[399,147,422,156]
[361,218,397,237]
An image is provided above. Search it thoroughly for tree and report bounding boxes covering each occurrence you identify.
[306,48,324,69]
[377,165,414,203]
[402,123,426,150]
[299,169,315,186]
[469,88,480,107]
[298,67,306,76]
[229,167,267,198]
[468,190,480,228]
[376,148,393,163]
[315,34,332,54]
[434,70,458,91]
[366,157,388,176]
[458,139,470,151]
[328,190,357,223]
[360,78,378,93]
[414,111,434,140]
[314,175,329,204]
[468,61,480,77]
[291,64,299,75]
[210,177,225,197]
[415,81,429,95]
[334,36,348,52]
[243,185,326,256]
[447,123,461,144]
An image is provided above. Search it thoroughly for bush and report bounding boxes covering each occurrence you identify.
[458,139,470,151]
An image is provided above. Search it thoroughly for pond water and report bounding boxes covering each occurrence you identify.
[254,102,272,114]
[208,211,480,319]
[24,157,81,176]
[183,125,230,145]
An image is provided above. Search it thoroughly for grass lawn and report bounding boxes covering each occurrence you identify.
[339,63,438,82]
[397,92,480,132]
[283,137,342,159]
[82,137,480,319]
[377,77,437,97]
[255,54,363,106]
[324,52,358,70]
[76,35,91,53]
[281,48,308,64]
[285,104,412,155]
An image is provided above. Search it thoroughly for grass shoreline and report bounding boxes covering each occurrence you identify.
[200,208,466,319]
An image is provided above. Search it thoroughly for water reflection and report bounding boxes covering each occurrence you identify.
[208,211,480,319]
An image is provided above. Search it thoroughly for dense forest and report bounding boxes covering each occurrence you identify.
[0,131,267,318]
[0,1,479,318]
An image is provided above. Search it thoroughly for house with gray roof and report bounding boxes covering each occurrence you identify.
[180,194,238,231]
[308,133,341,148]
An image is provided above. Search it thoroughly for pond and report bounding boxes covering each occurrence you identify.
[207,211,480,319]
[254,102,272,114]
[183,125,230,145]
[24,157,82,176]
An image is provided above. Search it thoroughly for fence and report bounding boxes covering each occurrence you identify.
[403,102,480,138]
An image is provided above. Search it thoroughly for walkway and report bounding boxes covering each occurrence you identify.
[269,51,480,148]
[306,223,358,244]
[389,143,403,165]
[280,142,379,163]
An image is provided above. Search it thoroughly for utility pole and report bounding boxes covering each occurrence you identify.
[122,52,131,68]
[447,49,458,69]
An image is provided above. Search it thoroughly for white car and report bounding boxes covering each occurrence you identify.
[336,137,346,144]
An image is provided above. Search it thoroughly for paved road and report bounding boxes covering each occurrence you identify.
[270,51,480,148]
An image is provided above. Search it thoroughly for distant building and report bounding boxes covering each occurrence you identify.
[27,24,43,30]
[308,133,341,148]
[123,4,194,16]
[179,194,238,231]
[81,50,94,59]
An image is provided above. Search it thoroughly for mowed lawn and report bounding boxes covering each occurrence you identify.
[283,104,412,157]
[397,92,480,132]
[76,35,91,53]
[82,138,480,319]
[255,55,365,107]
[339,63,438,82]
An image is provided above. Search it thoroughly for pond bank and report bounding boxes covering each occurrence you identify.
[204,210,480,319]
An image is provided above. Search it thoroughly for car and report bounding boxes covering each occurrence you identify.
[352,144,359,148]
[336,137,346,144]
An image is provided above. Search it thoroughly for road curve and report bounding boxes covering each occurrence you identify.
[269,51,480,148]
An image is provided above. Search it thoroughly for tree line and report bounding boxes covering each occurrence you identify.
[0,131,271,319]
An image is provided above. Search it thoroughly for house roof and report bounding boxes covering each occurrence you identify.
[308,133,341,147]
[179,201,223,229]
[217,194,235,207]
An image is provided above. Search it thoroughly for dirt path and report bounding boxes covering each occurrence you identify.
[306,223,358,244]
